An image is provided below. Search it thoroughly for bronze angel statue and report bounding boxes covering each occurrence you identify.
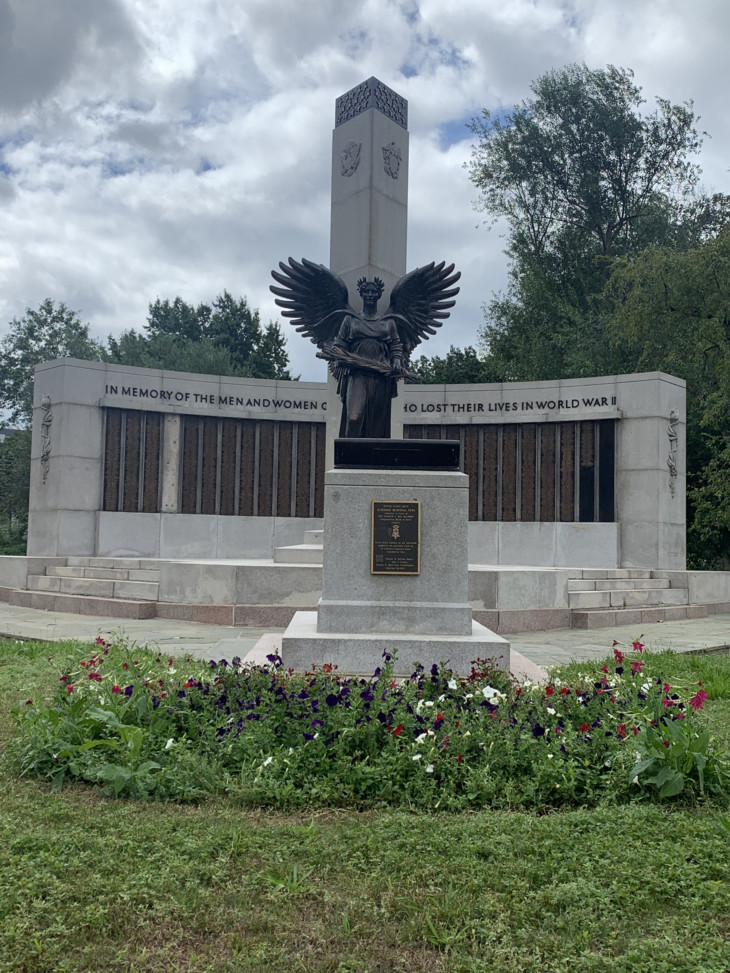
[270,258,460,438]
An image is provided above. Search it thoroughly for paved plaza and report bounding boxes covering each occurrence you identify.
[1,603,727,685]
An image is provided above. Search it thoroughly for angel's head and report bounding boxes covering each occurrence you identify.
[357,277,385,310]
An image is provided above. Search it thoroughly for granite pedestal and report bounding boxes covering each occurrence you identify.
[282,463,509,675]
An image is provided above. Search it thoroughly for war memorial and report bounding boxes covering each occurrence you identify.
[2,78,729,667]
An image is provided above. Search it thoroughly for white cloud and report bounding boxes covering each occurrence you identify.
[0,0,729,383]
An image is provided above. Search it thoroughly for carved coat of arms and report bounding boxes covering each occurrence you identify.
[382,141,402,179]
[340,141,362,177]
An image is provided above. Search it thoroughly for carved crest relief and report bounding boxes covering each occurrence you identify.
[340,141,362,177]
[667,408,679,497]
[40,394,53,485]
[382,141,402,179]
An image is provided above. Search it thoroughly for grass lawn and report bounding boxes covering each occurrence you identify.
[1,637,729,973]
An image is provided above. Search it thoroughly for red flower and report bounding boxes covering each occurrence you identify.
[662,697,674,709]
[454,720,460,728]
[617,723,627,738]
[614,648,624,664]
[111,684,122,694]
[559,687,570,695]
[612,640,619,647]
[600,664,609,673]
[631,661,644,674]
[393,724,404,736]
[66,684,74,693]
[632,726,639,736]
[580,723,590,733]
[183,679,195,688]
[60,674,68,682]
[632,638,644,653]
[322,663,333,673]
[88,672,102,682]
[690,689,708,711]
[545,685,555,696]
[122,662,130,671]
[663,682,671,694]
[457,754,463,763]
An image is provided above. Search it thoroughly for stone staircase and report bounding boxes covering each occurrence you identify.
[568,569,707,628]
[273,529,324,565]
[18,557,161,619]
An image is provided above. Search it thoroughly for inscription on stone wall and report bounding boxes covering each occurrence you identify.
[371,500,420,575]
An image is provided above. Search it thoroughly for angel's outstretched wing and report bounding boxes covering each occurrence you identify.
[384,261,461,359]
[270,257,353,348]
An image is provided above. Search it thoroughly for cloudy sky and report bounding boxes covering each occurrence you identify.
[1,0,729,381]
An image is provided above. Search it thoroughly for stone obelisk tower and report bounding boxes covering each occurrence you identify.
[325,78,409,458]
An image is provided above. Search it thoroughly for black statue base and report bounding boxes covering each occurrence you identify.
[334,438,460,471]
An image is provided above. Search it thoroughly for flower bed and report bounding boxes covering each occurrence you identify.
[9,636,728,807]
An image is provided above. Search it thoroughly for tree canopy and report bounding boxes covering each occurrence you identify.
[0,300,107,426]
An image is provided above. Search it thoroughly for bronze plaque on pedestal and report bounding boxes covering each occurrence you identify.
[371,500,420,575]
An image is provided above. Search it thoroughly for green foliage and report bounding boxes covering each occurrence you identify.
[0,429,30,554]
[2,639,730,971]
[0,299,107,425]
[108,290,293,380]
[411,345,498,384]
[468,63,728,382]
[606,230,730,566]
[8,637,729,810]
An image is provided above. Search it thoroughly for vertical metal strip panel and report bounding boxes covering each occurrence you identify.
[117,411,127,512]
[574,421,580,521]
[103,409,122,512]
[535,425,541,522]
[477,426,484,521]
[156,414,164,512]
[309,424,317,518]
[496,425,503,521]
[195,419,204,514]
[253,422,261,516]
[215,419,223,516]
[234,422,242,516]
[515,425,522,522]
[290,424,298,517]
[459,427,465,472]
[137,413,146,512]
[554,423,561,522]
[594,421,600,522]
[271,423,280,516]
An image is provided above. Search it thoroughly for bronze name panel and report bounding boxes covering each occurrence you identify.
[371,500,420,575]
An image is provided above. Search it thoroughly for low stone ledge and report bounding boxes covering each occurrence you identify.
[497,608,572,634]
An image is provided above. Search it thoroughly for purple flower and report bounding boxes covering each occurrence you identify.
[124,685,134,697]
[326,694,340,707]
[532,723,545,737]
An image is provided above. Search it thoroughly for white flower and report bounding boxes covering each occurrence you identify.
[465,693,473,700]
[165,738,175,750]
[546,707,556,715]
[632,775,639,785]
[547,753,553,759]
[425,764,434,773]
[448,680,458,690]
[263,756,273,766]
[438,694,446,702]
[412,753,422,761]
[482,685,506,701]
[415,732,427,743]
[423,701,434,708]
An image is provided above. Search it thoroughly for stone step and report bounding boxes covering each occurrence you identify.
[5,587,157,619]
[302,529,323,544]
[569,577,670,592]
[577,569,653,580]
[66,556,148,569]
[273,544,324,565]
[571,604,709,629]
[28,575,159,601]
[46,566,161,583]
[569,587,689,610]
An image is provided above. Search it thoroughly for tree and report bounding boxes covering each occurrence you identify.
[469,63,730,381]
[411,346,498,384]
[0,299,107,426]
[606,229,730,567]
[0,428,31,554]
[113,291,293,380]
